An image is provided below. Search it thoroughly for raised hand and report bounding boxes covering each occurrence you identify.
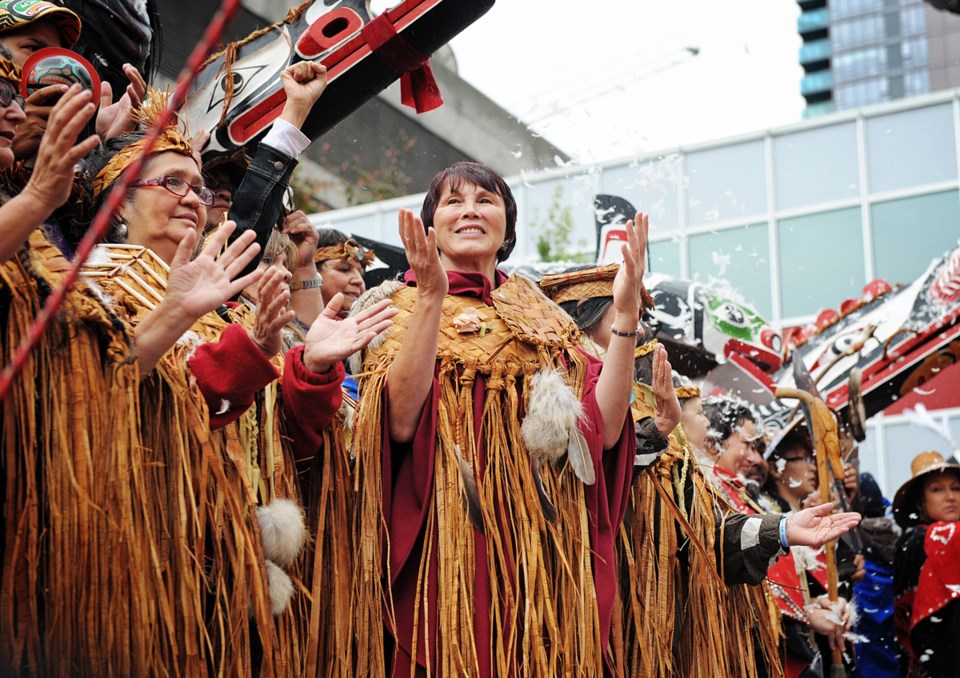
[301,294,398,374]
[96,63,147,141]
[398,208,447,299]
[785,501,861,548]
[134,221,263,375]
[11,84,59,160]
[279,62,328,129]
[250,266,296,357]
[282,210,319,272]
[21,85,100,209]
[652,344,682,436]
[611,211,648,318]
[165,220,263,321]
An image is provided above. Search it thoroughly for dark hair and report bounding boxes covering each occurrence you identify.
[316,227,350,249]
[72,131,147,248]
[559,296,613,334]
[420,161,518,262]
[702,396,757,445]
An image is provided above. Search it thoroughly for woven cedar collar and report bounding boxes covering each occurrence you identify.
[81,244,255,344]
[368,274,583,374]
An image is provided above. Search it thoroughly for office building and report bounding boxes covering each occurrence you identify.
[799,0,960,116]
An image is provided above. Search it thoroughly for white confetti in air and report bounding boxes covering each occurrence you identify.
[789,478,803,488]
[216,399,231,415]
[712,251,731,276]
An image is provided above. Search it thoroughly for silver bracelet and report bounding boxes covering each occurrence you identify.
[290,276,323,291]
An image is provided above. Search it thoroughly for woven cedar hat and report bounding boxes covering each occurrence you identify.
[539,263,655,310]
[0,0,81,48]
[893,450,960,528]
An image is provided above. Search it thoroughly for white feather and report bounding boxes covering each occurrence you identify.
[521,368,585,463]
[257,498,307,567]
[265,560,294,615]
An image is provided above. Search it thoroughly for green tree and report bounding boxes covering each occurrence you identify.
[531,185,590,262]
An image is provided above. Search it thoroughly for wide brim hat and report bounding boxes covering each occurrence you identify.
[539,262,655,310]
[0,0,82,48]
[892,450,960,528]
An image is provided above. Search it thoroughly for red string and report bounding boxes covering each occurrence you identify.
[0,0,242,400]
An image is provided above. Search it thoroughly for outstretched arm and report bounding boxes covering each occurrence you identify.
[134,221,262,376]
[594,213,648,449]
[385,209,448,443]
[785,501,861,548]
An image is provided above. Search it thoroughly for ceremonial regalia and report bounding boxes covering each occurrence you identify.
[349,269,636,676]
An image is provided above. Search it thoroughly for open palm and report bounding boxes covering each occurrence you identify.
[611,212,648,316]
[786,501,861,548]
[166,221,262,319]
[302,294,398,373]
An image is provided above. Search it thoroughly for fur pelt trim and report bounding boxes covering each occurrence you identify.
[256,498,306,568]
[265,560,294,615]
[521,368,585,463]
[347,279,404,375]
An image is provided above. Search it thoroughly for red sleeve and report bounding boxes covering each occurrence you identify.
[187,323,280,429]
[281,345,345,464]
[577,351,636,653]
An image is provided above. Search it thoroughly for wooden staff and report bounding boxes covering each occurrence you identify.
[775,387,846,676]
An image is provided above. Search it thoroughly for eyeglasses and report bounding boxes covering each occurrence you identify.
[130,175,215,206]
[0,80,25,110]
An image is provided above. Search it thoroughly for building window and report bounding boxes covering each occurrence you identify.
[773,123,860,210]
[865,103,956,193]
[899,5,926,36]
[688,223,773,319]
[601,157,682,235]
[778,207,865,319]
[524,175,597,260]
[872,190,960,285]
[901,37,929,69]
[685,141,767,227]
[903,68,930,96]
[649,239,682,278]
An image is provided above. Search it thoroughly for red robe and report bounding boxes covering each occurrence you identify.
[187,322,344,447]
[381,270,636,676]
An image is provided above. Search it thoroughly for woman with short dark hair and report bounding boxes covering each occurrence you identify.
[349,160,642,675]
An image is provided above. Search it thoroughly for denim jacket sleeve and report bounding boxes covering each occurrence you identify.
[227,142,297,277]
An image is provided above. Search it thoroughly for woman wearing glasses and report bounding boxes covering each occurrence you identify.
[76,62,397,672]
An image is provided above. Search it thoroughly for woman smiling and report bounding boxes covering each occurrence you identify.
[349,161,641,675]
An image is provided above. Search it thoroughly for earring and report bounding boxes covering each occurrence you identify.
[114,221,128,240]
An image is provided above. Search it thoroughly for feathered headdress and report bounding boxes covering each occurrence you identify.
[91,89,194,200]
[314,237,376,269]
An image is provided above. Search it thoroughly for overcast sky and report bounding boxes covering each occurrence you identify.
[442,0,806,164]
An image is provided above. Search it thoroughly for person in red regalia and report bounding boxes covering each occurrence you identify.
[348,161,644,676]
[893,450,960,677]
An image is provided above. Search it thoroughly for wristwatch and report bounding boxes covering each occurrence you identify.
[290,276,323,291]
